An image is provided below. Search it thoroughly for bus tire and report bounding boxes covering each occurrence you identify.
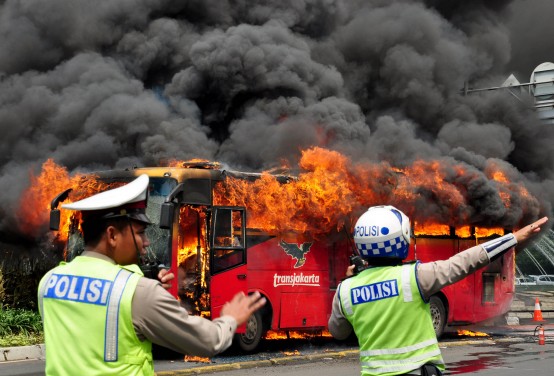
[235,310,264,352]
[429,295,446,338]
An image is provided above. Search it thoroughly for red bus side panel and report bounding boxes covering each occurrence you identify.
[409,237,514,325]
[279,292,329,329]
[211,264,248,319]
[246,237,336,331]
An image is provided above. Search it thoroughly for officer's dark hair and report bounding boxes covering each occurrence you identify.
[365,257,403,267]
[81,217,129,246]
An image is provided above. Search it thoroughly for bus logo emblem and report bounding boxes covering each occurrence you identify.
[279,240,313,268]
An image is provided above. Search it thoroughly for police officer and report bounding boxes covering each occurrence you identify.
[328,205,548,376]
[38,174,266,376]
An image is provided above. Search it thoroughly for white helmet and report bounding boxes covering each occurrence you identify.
[353,205,411,260]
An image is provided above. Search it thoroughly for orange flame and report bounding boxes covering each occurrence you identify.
[18,159,112,240]
[21,148,538,242]
[457,329,488,337]
[486,161,533,210]
[264,330,333,340]
[414,223,504,238]
[214,147,537,238]
[214,148,380,237]
[414,223,450,236]
[184,355,211,363]
[283,350,301,356]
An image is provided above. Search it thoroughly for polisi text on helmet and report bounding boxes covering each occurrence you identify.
[354,225,381,237]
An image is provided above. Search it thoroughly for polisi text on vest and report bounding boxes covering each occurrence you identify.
[43,274,112,305]
[350,279,399,305]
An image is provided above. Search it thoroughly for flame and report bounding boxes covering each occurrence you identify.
[213,148,381,236]
[184,355,211,363]
[264,330,333,340]
[486,161,533,211]
[18,159,112,240]
[264,331,289,340]
[414,222,451,236]
[177,206,210,314]
[457,329,488,337]
[474,227,504,238]
[22,148,538,245]
[414,223,505,238]
[213,148,538,238]
[283,350,301,356]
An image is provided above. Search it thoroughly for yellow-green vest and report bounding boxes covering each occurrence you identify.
[338,263,445,376]
[38,256,153,376]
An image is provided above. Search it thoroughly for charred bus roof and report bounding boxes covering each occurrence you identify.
[89,165,296,185]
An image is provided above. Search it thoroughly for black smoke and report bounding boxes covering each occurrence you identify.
[0,0,553,241]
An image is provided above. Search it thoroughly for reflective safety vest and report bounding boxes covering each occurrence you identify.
[38,256,153,376]
[338,263,445,376]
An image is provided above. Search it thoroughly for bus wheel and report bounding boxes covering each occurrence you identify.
[235,310,263,352]
[429,295,446,338]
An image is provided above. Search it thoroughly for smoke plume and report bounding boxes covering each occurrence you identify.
[1,0,553,241]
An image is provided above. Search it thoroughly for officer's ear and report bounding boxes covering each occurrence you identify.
[105,225,122,247]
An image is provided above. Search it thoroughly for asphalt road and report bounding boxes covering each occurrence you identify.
[3,327,554,376]
[163,339,554,376]
[2,285,553,375]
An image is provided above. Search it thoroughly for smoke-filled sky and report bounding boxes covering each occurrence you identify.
[505,0,554,81]
[1,0,554,239]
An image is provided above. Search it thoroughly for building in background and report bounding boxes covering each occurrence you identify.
[530,62,554,124]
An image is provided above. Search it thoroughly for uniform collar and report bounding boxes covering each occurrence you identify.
[81,250,116,264]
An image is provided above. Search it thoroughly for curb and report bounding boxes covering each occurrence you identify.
[1,344,45,362]
[155,350,359,376]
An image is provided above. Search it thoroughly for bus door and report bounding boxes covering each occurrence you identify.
[209,206,247,320]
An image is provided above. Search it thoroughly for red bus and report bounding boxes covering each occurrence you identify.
[52,163,515,351]
[408,226,514,337]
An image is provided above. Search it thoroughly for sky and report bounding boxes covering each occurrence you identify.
[505,0,554,81]
[0,0,553,243]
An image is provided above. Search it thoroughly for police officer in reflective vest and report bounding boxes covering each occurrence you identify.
[38,174,265,376]
[328,205,547,376]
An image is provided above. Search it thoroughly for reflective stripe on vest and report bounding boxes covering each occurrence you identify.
[105,268,133,362]
[360,337,439,356]
[401,264,413,302]
[361,347,444,374]
[339,277,355,315]
[38,269,56,324]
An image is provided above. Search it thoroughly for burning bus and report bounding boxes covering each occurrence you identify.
[44,154,518,352]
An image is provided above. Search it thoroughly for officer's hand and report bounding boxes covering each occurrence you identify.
[157,268,175,290]
[221,291,266,326]
[345,265,356,277]
[514,217,548,245]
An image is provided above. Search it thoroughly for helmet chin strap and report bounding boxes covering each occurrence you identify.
[127,218,143,265]
[126,218,161,279]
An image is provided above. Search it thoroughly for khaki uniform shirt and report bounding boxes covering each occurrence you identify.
[82,251,237,357]
[328,244,491,340]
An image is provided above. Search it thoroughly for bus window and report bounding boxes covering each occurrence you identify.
[211,207,246,273]
[482,273,496,303]
[144,177,175,266]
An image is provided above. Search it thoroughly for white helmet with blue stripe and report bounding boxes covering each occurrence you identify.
[353,205,411,260]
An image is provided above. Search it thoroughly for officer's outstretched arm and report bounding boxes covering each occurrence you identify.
[482,216,548,261]
[514,217,548,245]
